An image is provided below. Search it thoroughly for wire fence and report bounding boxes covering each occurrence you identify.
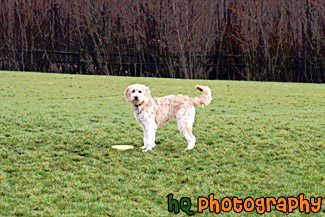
[0,48,324,82]
[0,48,81,74]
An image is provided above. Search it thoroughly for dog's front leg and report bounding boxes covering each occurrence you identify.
[142,123,157,152]
[140,125,148,150]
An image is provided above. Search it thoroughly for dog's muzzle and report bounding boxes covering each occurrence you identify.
[132,98,141,106]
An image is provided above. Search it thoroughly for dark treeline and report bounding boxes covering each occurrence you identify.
[0,0,324,82]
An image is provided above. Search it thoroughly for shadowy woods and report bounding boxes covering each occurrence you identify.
[0,0,324,82]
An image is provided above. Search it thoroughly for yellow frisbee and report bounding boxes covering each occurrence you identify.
[111,145,134,150]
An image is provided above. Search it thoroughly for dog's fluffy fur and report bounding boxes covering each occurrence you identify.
[124,84,212,152]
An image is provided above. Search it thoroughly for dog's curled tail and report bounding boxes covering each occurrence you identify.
[191,85,212,107]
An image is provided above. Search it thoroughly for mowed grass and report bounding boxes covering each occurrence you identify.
[0,71,324,216]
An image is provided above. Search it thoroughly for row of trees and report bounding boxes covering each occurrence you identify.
[0,0,324,82]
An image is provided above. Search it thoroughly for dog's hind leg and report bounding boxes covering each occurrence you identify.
[176,107,196,150]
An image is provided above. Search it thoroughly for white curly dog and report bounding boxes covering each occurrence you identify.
[124,84,212,152]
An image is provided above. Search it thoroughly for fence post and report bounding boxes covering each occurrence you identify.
[219,50,225,77]
[77,52,81,74]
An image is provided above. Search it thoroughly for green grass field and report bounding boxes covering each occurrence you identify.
[0,71,324,216]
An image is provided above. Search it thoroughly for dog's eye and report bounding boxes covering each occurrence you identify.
[139,90,142,93]
[132,90,135,93]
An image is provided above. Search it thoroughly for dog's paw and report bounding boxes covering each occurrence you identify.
[141,145,146,149]
[142,147,153,152]
[184,147,194,151]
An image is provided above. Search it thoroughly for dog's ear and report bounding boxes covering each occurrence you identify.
[124,86,132,102]
[145,86,151,97]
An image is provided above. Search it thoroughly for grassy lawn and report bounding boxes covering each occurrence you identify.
[0,71,324,216]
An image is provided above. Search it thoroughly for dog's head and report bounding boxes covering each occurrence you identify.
[124,84,151,105]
